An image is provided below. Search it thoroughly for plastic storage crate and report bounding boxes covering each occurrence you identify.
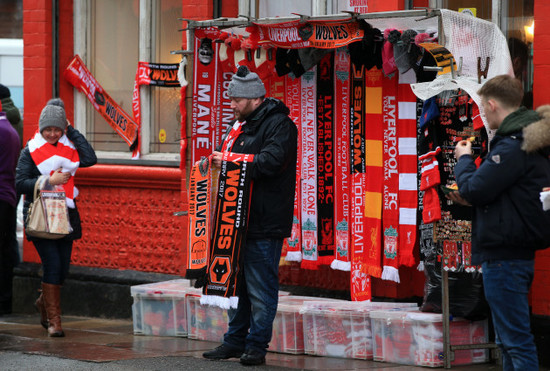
[301,301,418,360]
[131,279,195,337]
[269,296,345,354]
[370,309,489,367]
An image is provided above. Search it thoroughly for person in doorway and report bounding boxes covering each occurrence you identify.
[450,75,550,370]
[0,83,23,147]
[0,101,21,315]
[16,98,97,337]
[202,66,297,366]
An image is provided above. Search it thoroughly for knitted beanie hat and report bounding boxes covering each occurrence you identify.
[39,104,67,132]
[228,65,266,98]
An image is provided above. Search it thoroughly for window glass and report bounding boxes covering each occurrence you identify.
[89,0,139,152]
[258,0,312,18]
[150,0,182,153]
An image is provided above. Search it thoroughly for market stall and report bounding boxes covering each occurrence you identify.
[178,8,512,367]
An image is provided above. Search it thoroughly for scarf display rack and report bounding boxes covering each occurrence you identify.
[177,9,504,368]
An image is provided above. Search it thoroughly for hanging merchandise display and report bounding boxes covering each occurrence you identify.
[183,9,512,308]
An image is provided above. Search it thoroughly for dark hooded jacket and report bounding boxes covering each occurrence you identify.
[218,97,297,239]
[16,125,97,241]
[455,106,550,264]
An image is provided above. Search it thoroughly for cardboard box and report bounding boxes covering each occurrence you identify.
[131,279,194,337]
[370,309,489,367]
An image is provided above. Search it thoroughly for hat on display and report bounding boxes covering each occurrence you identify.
[39,104,67,132]
[228,65,266,98]
[419,97,440,128]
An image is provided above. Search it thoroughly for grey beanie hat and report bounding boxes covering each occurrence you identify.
[39,104,67,132]
[228,66,266,98]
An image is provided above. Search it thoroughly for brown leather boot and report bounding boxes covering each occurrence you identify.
[42,283,64,337]
[34,288,48,329]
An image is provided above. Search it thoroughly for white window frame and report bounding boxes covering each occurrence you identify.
[73,0,180,164]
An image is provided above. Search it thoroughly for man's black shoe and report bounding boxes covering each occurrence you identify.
[240,349,266,366]
[203,344,243,360]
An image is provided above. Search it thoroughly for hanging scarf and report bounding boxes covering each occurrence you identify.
[350,63,371,301]
[381,74,400,283]
[132,62,180,158]
[284,73,303,262]
[397,70,419,267]
[331,47,351,271]
[186,156,213,280]
[28,131,80,208]
[363,67,384,278]
[201,151,254,309]
[316,52,335,265]
[64,55,139,157]
[300,68,319,270]
[191,28,220,164]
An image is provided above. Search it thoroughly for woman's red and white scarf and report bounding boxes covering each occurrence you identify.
[28,130,80,208]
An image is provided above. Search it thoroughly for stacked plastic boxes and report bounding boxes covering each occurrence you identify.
[370,309,489,367]
[301,302,418,360]
[131,279,197,337]
[269,296,345,354]
[186,290,295,345]
[186,293,229,342]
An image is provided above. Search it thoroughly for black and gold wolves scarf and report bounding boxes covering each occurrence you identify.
[201,152,254,309]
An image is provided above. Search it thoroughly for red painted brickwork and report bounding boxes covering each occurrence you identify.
[532,0,550,316]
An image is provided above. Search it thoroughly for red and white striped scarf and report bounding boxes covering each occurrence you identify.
[28,130,80,208]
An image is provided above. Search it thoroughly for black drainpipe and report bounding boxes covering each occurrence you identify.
[52,0,59,98]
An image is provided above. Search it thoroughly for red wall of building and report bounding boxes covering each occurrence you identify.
[23,1,549,309]
[531,0,550,316]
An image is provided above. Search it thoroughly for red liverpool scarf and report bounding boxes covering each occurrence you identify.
[300,68,319,270]
[381,75,400,283]
[186,156,213,280]
[201,152,254,309]
[283,74,303,262]
[350,63,371,301]
[363,67,384,279]
[397,70,418,267]
[331,47,351,271]
[316,52,335,265]
[28,131,80,209]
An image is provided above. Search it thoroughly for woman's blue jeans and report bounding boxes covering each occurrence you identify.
[223,238,283,355]
[33,239,73,285]
[482,259,538,371]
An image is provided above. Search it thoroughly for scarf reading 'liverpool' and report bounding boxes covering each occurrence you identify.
[201,152,254,309]
[331,47,351,271]
[28,131,80,209]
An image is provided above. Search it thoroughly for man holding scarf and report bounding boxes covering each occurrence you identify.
[203,66,297,366]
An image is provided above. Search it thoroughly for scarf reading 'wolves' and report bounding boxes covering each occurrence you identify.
[201,152,254,309]
[28,131,80,209]
[185,156,213,280]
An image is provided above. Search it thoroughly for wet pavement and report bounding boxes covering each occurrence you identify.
[0,313,528,370]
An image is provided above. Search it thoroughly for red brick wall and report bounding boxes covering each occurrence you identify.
[532,0,550,317]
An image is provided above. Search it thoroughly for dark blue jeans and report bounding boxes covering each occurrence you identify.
[482,259,538,371]
[223,238,283,355]
[0,201,18,311]
[33,239,73,285]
